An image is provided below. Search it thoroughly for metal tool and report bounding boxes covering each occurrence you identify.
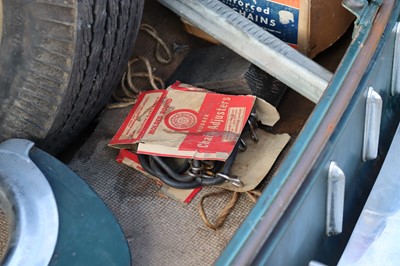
[246,112,260,142]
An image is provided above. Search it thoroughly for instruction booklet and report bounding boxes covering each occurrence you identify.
[110,82,290,202]
[109,82,257,160]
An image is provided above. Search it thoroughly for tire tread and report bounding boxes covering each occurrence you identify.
[0,0,143,153]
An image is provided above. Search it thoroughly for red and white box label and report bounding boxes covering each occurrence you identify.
[109,83,256,160]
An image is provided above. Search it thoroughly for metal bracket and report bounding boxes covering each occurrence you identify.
[392,22,400,96]
[216,173,244,188]
[342,0,368,23]
[326,161,346,236]
[157,0,332,103]
[342,0,383,38]
[363,87,382,161]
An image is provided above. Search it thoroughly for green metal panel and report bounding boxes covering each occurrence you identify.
[217,1,400,265]
[30,148,131,266]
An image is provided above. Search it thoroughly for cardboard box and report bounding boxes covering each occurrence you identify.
[186,0,354,57]
[109,82,258,160]
[109,82,290,201]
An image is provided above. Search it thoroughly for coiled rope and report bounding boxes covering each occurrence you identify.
[107,24,171,109]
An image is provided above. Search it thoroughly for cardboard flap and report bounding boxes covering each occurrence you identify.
[110,83,258,161]
[255,97,280,126]
[219,130,290,192]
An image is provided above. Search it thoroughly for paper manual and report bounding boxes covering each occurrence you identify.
[110,82,290,197]
[109,82,258,161]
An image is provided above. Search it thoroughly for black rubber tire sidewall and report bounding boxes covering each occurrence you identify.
[0,0,144,153]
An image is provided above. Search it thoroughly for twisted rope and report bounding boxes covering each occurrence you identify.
[199,189,261,230]
[107,24,171,109]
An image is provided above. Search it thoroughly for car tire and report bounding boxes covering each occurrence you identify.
[0,0,144,153]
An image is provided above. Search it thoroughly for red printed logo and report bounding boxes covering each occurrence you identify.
[165,109,198,131]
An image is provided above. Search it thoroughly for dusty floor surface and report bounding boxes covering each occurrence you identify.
[66,1,349,264]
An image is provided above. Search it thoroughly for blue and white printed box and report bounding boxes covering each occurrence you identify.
[218,0,354,57]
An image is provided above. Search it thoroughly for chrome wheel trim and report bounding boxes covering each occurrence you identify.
[0,139,58,266]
